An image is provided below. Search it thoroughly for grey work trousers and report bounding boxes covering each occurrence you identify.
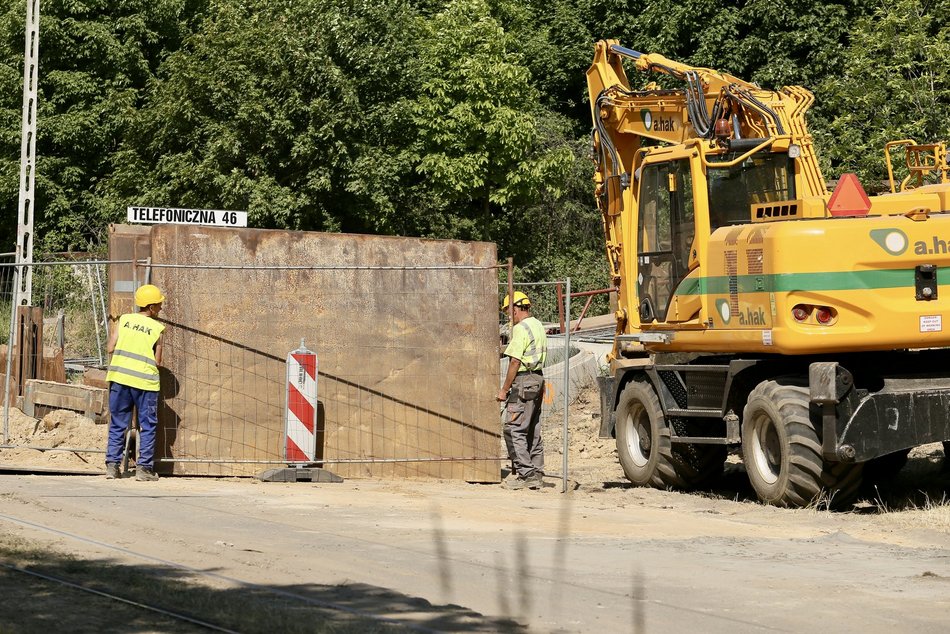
[504,372,545,478]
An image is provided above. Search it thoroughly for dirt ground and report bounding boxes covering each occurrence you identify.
[1,382,949,508]
[1,385,950,632]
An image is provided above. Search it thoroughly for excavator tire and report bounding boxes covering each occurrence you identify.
[741,379,862,508]
[614,380,686,489]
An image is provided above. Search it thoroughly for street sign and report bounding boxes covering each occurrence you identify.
[126,206,248,227]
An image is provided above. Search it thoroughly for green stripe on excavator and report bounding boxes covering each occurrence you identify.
[674,269,919,296]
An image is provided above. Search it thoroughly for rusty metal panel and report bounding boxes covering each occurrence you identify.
[133,225,501,480]
[107,224,152,319]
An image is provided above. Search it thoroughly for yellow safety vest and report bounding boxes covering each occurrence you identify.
[506,316,547,372]
[106,312,164,391]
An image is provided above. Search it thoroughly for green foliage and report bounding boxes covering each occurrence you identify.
[818,0,950,187]
[0,0,207,252]
[0,0,947,301]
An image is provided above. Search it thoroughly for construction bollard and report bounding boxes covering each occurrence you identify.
[285,339,318,463]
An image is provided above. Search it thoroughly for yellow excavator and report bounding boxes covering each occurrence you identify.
[587,40,950,507]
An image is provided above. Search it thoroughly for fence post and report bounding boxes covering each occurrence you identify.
[506,257,514,325]
[2,264,22,443]
[556,282,564,334]
[85,263,103,365]
[561,277,570,493]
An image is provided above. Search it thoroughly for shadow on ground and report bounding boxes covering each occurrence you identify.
[0,541,527,634]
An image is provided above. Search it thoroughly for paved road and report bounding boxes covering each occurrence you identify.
[1,474,949,632]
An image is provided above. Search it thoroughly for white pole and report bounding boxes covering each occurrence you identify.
[15,0,39,308]
[561,277,570,493]
[5,0,40,442]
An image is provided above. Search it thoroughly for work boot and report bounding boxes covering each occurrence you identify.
[527,472,544,490]
[105,463,120,479]
[135,467,159,482]
[503,476,531,490]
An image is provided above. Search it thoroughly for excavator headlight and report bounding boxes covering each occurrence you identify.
[788,144,801,159]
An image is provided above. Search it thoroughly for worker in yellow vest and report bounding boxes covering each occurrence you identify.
[497,291,547,490]
[104,284,166,481]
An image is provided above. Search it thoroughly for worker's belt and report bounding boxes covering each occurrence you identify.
[518,369,544,375]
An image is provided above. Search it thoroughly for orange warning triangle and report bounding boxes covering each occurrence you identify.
[827,173,872,217]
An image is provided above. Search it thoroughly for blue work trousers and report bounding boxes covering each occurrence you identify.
[106,383,159,469]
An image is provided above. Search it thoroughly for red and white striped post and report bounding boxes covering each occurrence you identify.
[285,339,318,463]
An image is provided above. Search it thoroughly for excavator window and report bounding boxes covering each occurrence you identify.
[637,159,694,321]
[707,151,795,230]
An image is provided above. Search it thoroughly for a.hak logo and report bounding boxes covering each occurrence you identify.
[716,298,730,324]
[716,299,765,325]
[871,228,950,256]
[641,108,653,130]
[640,108,675,132]
[738,307,767,325]
[870,229,908,255]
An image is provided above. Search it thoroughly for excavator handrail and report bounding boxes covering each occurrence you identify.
[885,139,917,193]
[700,137,775,168]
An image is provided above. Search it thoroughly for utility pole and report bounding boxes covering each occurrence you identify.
[5,0,39,443]
[15,0,39,307]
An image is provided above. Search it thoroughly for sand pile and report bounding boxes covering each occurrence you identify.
[0,407,106,472]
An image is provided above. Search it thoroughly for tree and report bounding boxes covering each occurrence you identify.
[0,0,207,251]
[818,0,950,187]
[407,0,574,247]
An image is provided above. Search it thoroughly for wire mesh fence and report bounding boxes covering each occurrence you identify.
[0,255,600,489]
[0,253,109,361]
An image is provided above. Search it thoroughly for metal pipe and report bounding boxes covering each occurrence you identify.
[565,287,617,299]
[562,277,571,493]
[507,257,514,327]
[573,295,596,333]
[137,262,504,272]
[157,456,506,464]
[556,282,564,333]
[0,259,134,267]
[500,280,570,287]
[94,262,108,353]
[85,263,103,364]
[0,444,105,453]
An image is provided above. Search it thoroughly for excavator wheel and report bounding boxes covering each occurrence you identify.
[614,380,686,489]
[741,379,862,508]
